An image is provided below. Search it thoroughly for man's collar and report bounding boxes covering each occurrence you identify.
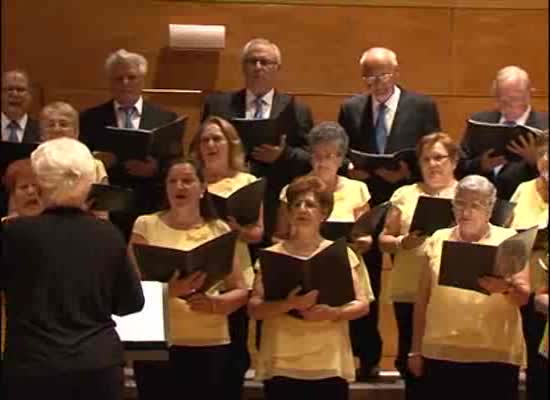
[372,85,401,111]
[1,112,28,129]
[246,89,275,106]
[499,105,531,125]
[114,96,143,115]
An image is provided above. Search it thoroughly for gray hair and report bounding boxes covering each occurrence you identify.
[31,138,95,208]
[241,38,282,65]
[104,49,148,76]
[454,175,497,213]
[492,65,531,94]
[359,47,399,70]
[308,121,349,155]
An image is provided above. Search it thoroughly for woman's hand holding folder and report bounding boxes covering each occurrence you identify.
[286,286,319,312]
[167,270,206,298]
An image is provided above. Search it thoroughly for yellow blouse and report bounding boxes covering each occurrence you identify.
[280,175,371,222]
[255,241,374,382]
[422,225,525,366]
[94,159,108,183]
[510,179,548,291]
[133,214,246,347]
[206,171,258,289]
[388,183,456,303]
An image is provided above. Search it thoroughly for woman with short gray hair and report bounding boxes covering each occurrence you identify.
[1,137,144,400]
[408,174,529,400]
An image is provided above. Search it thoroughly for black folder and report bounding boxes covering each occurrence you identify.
[133,230,238,291]
[439,226,538,294]
[320,201,391,241]
[87,184,134,212]
[260,238,355,307]
[208,178,266,225]
[409,196,455,235]
[464,119,543,162]
[349,148,416,172]
[230,118,283,154]
[0,141,39,176]
[95,116,187,161]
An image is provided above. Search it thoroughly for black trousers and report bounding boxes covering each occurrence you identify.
[393,302,422,399]
[423,358,519,400]
[5,365,124,400]
[134,345,231,400]
[530,354,548,400]
[350,244,382,373]
[264,376,349,400]
[521,295,548,400]
[227,305,251,400]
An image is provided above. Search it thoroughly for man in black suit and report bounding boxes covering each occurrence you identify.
[202,38,313,241]
[80,49,178,239]
[1,70,41,217]
[338,47,441,381]
[1,70,40,144]
[201,38,313,400]
[458,65,549,200]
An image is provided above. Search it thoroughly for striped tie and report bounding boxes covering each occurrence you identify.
[7,120,19,142]
[375,103,387,153]
[253,97,264,119]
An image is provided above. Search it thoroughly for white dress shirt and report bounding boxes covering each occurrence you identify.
[245,89,274,119]
[371,85,401,136]
[114,96,144,129]
[1,113,28,142]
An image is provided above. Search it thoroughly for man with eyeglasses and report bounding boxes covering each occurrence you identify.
[201,37,313,400]
[458,66,549,201]
[1,70,40,144]
[337,47,441,382]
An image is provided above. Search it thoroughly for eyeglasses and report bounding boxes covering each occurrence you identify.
[420,154,450,164]
[244,57,278,67]
[364,73,394,85]
[311,152,343,162]
[452,200,489,213]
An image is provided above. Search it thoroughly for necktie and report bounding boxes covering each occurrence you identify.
[120,106,136,129]
[253,97,264,119]
[375,103,388,153]
[7,120,19,143]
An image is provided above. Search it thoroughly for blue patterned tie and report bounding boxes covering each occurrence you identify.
[253,97,264,119]
[375,103,388,153]
[7,120,19,142]
[120,106,136,129]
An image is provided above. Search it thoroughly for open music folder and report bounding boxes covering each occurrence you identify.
[87,184,134,212]
[464,119,543,162]
[320,201,391,241]
[208,178,266,226]
[112,281,169,359]
[0,141,39,175]
[438,225,538,294]
[260,238,355,307]
[95,115,187,161]
[409,196,455,235]
[132,230,238,291]
[348,148,416,172]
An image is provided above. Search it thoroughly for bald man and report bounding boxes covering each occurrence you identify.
[338,47,440,383]
[459,66,549,200]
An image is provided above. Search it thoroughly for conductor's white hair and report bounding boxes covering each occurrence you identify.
[492,65,531,94]
[454,175,497,212]
[105,49,148,76]
[31,138,95,207]
[241,38,282,65]
[359,47,399,69]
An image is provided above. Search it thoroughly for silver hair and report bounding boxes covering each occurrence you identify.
[491,65,531,94]
[104,49,148,76]
[31,137,95,207]
[454,175,497,212]
[359,47,399,70]
[241,38,282,65]
[308,121,349,156]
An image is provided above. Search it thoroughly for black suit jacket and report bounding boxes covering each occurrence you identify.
[458,109,549,199]
[0,207,144,377]
[338,88,441,204]
[79,99,178,212]
[202,89,314,237]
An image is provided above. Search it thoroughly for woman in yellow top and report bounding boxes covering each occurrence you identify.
[409,175,530,400]
[189,116,262,400]
[249,176,373,400]
[130,158,248,399]
[378,132,458,398]
[509,131,548,400]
